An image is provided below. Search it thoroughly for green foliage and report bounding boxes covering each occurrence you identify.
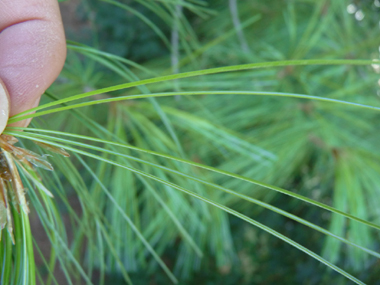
[2,0,380,284]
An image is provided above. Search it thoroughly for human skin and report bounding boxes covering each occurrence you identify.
[0,0,66,130]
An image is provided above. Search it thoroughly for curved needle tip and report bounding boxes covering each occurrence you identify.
[0,79,10,135]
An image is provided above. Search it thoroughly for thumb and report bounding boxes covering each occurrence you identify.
[0,0,66,128]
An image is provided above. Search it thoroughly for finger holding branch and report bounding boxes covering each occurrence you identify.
[0,0,66,129]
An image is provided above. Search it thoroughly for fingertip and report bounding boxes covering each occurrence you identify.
[0,79,10,134]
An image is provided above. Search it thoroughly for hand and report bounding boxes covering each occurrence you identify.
[0,0,66,132]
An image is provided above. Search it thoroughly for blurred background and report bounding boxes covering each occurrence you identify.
[32,0,380,284]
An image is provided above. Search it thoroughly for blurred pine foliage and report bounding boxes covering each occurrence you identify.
[2,0,380,284]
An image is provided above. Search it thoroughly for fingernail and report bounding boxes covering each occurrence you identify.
[0,79,10,134]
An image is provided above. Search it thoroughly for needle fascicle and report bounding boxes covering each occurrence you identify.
[0,78,69,242]
[0,133,69,242]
